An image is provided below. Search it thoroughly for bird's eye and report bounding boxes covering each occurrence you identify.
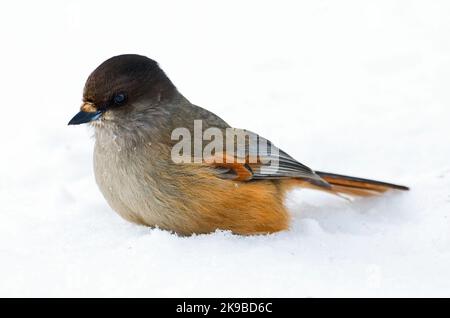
[113,93,126,105]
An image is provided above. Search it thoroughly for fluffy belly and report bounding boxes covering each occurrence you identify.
[93,143,290,235]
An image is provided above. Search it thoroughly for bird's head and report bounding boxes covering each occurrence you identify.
[68,54,176,126]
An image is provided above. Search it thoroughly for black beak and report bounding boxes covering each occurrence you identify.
[68,110,103,125]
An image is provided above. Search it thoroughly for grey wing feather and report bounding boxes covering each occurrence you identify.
[227,129,330,188]
[185,105,329,188]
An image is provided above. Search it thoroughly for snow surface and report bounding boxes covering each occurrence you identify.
[1,0,450,297]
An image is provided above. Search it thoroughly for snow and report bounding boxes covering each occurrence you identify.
[1,0,450,297]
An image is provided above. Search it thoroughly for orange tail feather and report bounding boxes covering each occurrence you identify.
[313,171,409,197]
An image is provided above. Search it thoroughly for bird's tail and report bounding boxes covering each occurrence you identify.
[313,171,409,197]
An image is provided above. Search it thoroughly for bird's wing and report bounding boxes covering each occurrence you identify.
[202,128,330,188]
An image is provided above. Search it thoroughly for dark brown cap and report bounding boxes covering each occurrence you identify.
[83,54,176,110]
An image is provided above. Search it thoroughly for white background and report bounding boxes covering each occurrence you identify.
[0,0,449,296]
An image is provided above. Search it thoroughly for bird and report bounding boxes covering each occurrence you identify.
[69,54,409,235]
